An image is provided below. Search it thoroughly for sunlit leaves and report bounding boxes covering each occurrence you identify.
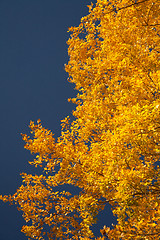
[1,0,160,239]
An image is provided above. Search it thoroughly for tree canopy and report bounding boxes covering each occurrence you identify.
[1,0,160,239]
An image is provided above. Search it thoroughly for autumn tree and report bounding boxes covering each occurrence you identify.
[1,0,160,239]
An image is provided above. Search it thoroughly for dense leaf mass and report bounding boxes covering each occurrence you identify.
[1,0,160,239]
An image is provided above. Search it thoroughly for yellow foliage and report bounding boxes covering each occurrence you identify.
[1,0,160,239]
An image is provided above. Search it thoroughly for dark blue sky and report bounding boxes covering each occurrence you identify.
[0,1,116,239]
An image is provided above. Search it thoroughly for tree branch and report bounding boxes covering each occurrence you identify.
[107,0,150,14]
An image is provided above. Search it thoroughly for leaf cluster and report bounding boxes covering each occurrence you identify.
[1,0,160,239]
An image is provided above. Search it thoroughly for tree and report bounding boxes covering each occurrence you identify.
[1,0,160,239]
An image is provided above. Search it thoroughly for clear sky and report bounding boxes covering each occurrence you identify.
[0,1,116,239]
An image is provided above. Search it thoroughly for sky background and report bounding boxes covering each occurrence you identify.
[0,1,116,239]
